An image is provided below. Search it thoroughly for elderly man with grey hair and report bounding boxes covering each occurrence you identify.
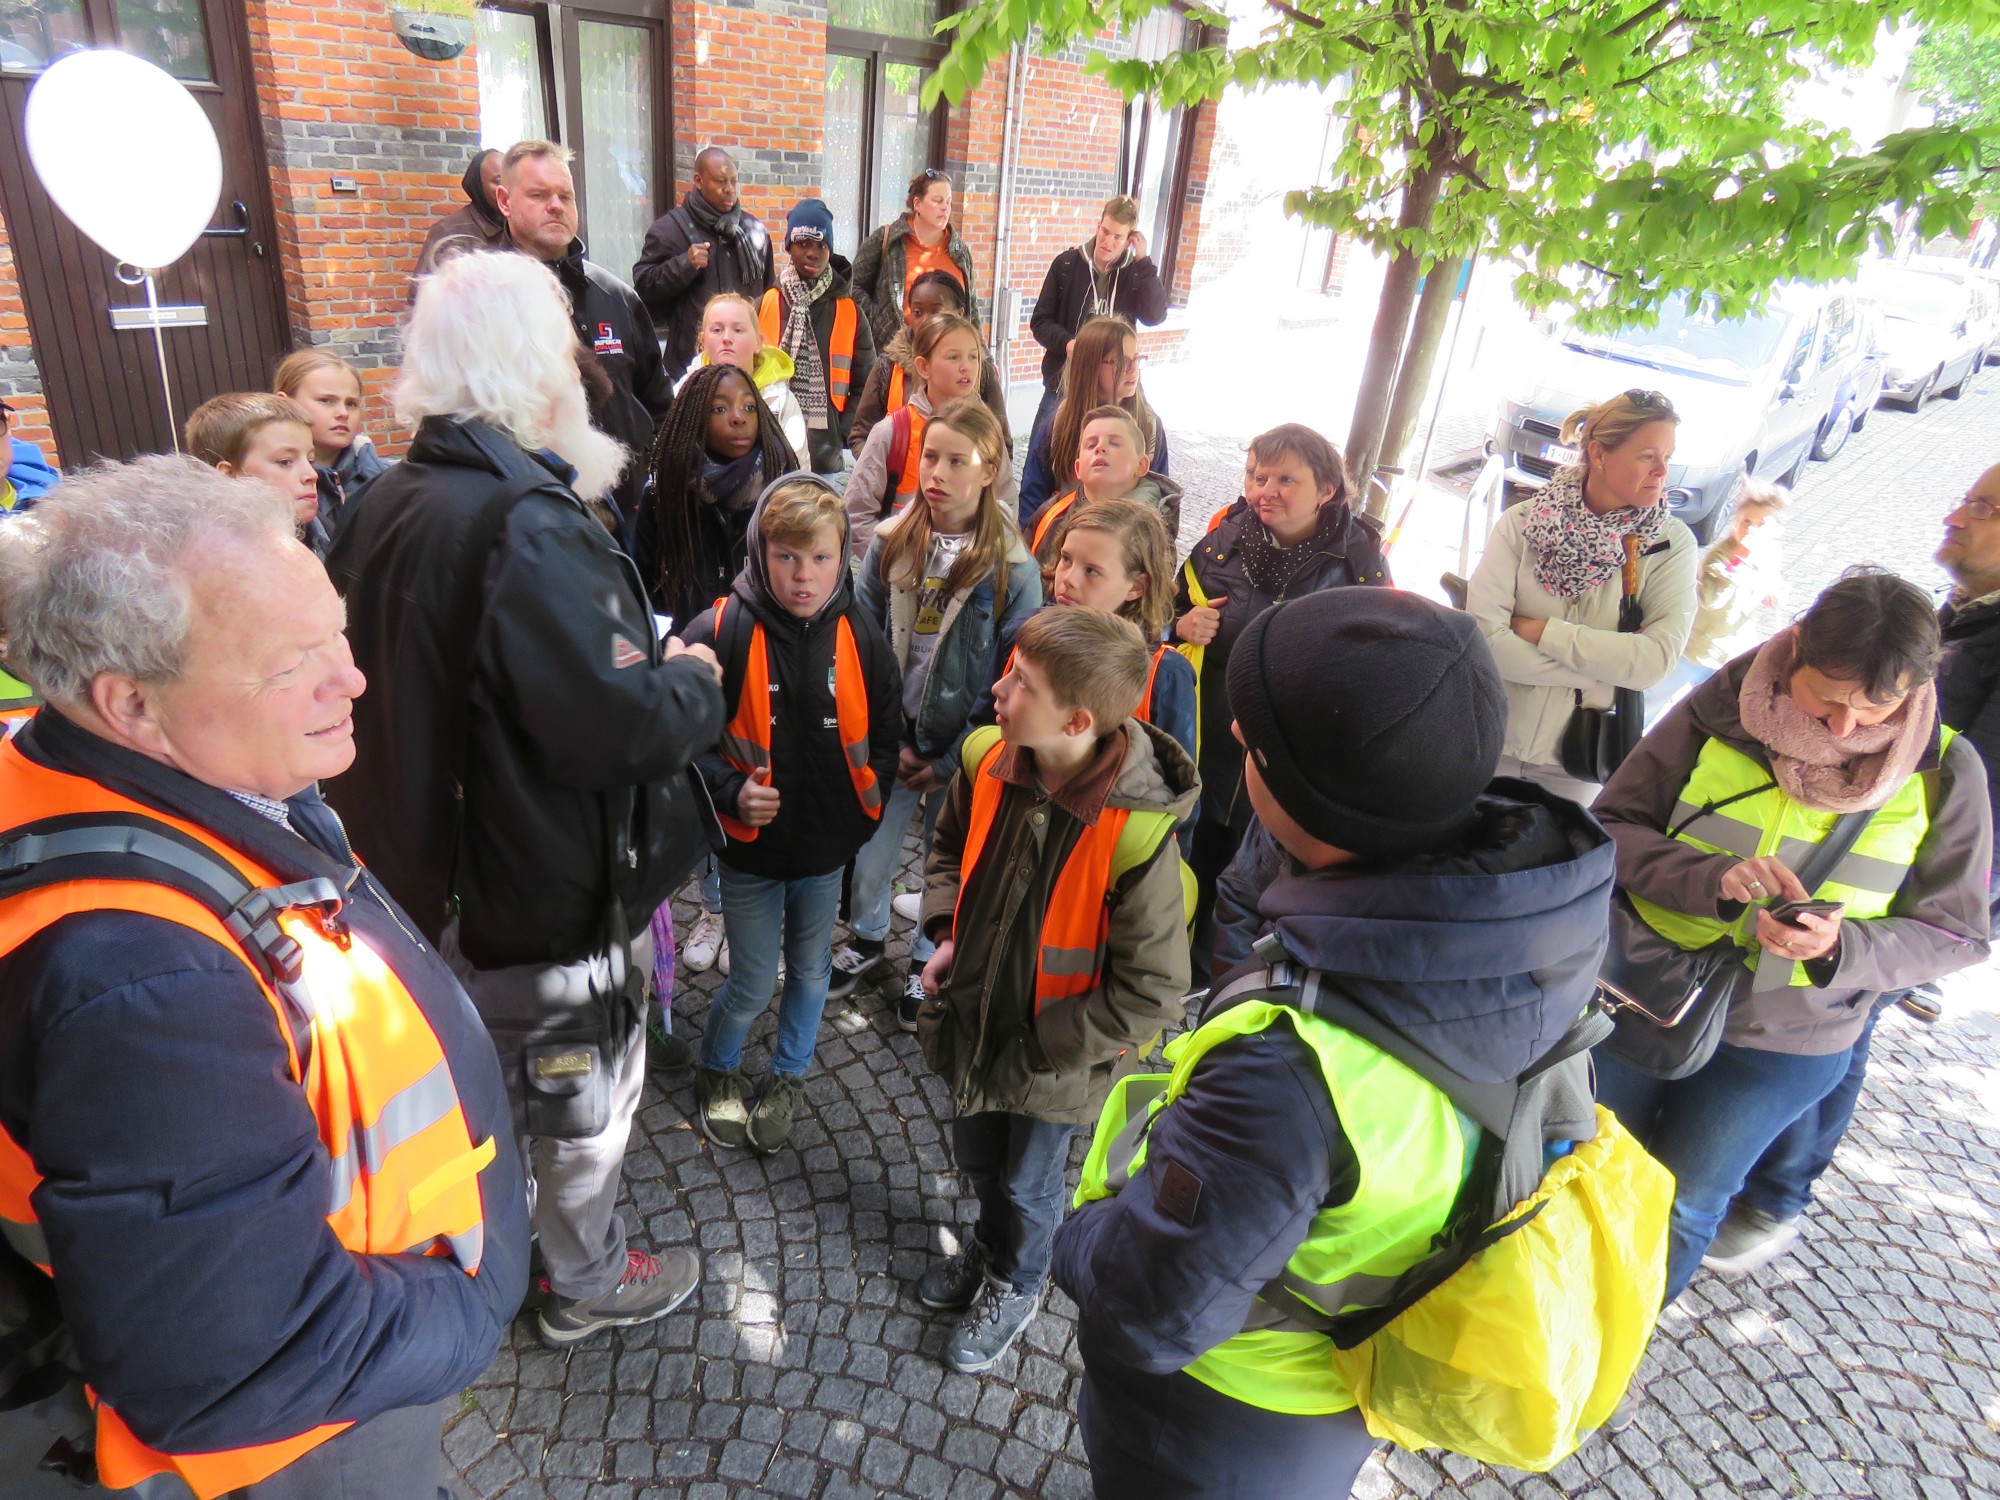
[326,249,726,1348]
[0,456,528,1497]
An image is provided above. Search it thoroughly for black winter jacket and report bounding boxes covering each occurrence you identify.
[632,194,777,376]
[517,235,673,524]
[683,478,903,881]
[1940,591,2000,886]
[0,711,529,1454]
[1029,243,1169,391]
[1174,499,1393,831]
[325,417,725,970]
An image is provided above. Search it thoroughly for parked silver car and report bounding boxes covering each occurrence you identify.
[1860,260,1988,409]
[1490,285,1863,541]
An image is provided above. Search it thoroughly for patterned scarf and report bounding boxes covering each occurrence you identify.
[1519,465,1669,599]
[1737,627,1937,813]
[1237,500,1348,596]
[776,261,834,431]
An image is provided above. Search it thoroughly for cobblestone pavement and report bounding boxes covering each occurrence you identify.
[444,374,2000,1499]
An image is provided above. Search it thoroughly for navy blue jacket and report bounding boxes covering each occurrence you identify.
[0,710,529,1453]
[1051,781,1613,1377]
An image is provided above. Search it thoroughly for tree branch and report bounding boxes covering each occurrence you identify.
[1263,0,1324,28]
[1608,0,1675,40]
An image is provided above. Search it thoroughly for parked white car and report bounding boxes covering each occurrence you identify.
[1860,260,1988,409]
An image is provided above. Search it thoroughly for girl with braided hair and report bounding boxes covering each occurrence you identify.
[639,361,799,626]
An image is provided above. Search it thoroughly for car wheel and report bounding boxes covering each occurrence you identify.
[1810,406,1853,461]
[1851,399,1871,434]
[1777,451,1806,489]
[1899,369,1940,410]
[1944,364,1970,399]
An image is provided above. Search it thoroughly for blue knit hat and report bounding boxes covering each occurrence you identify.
[786,199,835,245]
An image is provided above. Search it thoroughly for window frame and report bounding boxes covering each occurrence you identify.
[1113,16,1207,296]
[826,25,950,250]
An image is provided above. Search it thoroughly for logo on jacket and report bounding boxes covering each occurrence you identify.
[611,634,646,669]
[593,322,624,357]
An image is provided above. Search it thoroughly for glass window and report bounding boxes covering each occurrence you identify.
[114,0,210,81]
[875,61,936,229]
[576,19,653,282]
[476,7,550,148]
[0,1,88,74]
[824,54,868,257]
[827,0,940,42]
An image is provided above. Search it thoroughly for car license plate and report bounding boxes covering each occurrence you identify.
[1539,441,1581,466]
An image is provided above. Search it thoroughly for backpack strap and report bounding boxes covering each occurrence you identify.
[959,723,1004,778]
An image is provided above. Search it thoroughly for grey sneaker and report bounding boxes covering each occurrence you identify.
[538,1247,700,1347]
[1702,1204,1800,1277]
[695,1067,751,1150]
[944,1274,1040,1373]
[747,1074,807,1155]
[648,1017,694,1081]
[1897,982,1944,1023]
[916,1238,990,1311]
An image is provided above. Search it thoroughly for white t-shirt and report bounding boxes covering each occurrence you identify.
[902,530,971,719]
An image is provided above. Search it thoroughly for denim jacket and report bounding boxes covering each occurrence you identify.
[855,516,1042,782]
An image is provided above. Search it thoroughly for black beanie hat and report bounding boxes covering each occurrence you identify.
[1226,588,1506,859]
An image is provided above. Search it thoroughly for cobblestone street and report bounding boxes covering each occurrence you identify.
[441,367,2000,1500]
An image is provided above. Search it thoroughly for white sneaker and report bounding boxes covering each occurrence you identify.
[683,910,724,973]
[892,891,923,923]
[717,939,730,977]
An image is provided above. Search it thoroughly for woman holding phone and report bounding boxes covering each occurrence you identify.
[1590,567,1992,1304]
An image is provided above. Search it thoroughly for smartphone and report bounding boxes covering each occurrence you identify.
[1769,898,1843,928]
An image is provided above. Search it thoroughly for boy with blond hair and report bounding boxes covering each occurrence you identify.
[913,605,1197,1372]
[184,392,326,555]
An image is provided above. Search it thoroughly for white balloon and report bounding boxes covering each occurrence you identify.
[24,49,223,272]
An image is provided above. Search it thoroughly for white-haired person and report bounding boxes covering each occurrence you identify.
[325,250,728,1348]
[0,455,528,1496]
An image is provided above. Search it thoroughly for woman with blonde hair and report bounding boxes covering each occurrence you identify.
[1467,388,1699,802]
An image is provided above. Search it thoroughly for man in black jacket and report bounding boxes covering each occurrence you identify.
[327,250,726,1349]
[633,146,776,378]
[412,146,504,286]
[1027,194,1169,432]
[497,139,672,530]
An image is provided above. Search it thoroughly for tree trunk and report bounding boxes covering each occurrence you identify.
[1346,156,1447,517]
[1376,253,1464,491]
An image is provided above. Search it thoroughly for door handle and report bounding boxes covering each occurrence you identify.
[202,200,265,257]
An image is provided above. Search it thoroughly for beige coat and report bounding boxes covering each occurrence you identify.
[1467,499,1699,771]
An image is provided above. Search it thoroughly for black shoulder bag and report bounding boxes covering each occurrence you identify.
[1558,533,1648,785]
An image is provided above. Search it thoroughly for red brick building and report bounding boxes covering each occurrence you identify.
[0,0,1253,468]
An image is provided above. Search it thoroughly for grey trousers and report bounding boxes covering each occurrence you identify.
[443,927,651,1302]
[114,1397,453,1499]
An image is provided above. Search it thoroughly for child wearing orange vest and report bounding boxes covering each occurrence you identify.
[759,199,878,476]
[1025,405,1183,572]
[911,607,1197,1375]
[846,313,1018,560]
[681,475,902,1154]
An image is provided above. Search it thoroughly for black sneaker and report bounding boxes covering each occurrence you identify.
[916,1238,990,1311]
[827,938,886,1001]
[944,1275,1039,1373]
[897,969,927,1032]
[695,1067,751,1149]
[537,1247,700,1347]
[747,1074,807,1155]
[648,1017,695,1080]
[1896,983,1944,1023]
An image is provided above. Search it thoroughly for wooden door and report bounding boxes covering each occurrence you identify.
[0,0,290,463]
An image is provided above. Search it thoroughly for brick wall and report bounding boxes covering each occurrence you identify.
[244,0,481,449]
[0,205,56,464]
[671,0,828,261]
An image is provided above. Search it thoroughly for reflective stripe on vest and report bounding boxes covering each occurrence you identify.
[1630,732,1944,992]
[711,595,883,844]
[951,725,1177,1013]
[0,665,37,734]
[1176,557,1211,760]
[758,291,860,413]
[0,741,492,1499]
[1073,994,1465,1415]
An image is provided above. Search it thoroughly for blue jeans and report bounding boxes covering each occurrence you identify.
[1595,1040,1855,1303]
[1738,1002,1885,1222]
[847,777,945,962]
[700,865,844,1077]
[952,1111,1076,1294]
[698,854,720,915]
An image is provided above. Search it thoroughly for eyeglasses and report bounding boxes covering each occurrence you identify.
[917,168,949,184]
[1624,388,1674,413]
[1958,496,2000,521]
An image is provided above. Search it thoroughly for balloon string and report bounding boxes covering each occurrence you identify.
[146,272,180,453]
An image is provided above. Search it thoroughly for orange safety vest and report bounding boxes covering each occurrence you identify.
[950,732,1172,1014]
[890,405,927,501]
[758,290,860,413]
[1028,488,1083,557]
[886,363,907,416]
[0,741,495,1500]
[711,595,883,844]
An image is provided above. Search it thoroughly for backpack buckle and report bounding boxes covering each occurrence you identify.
[224,879,347,986]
